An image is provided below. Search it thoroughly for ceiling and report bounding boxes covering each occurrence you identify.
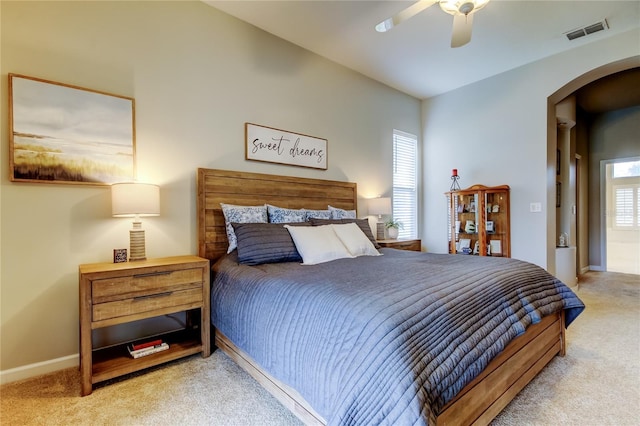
[205,1,640,101]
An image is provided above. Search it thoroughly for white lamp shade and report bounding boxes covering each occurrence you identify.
[368,197,391,216]
[112,183,160,217]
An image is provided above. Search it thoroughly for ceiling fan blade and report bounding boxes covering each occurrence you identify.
[451,12,473,47]
[375,0,438,32]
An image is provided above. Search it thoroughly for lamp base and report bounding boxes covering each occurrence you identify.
[376,222,385,240]
[129,222,146,261]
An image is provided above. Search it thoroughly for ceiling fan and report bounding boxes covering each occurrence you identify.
[375,0,490,48]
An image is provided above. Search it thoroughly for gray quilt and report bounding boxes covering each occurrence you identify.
[211,249,584,425]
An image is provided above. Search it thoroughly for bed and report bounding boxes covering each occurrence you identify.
[197,168,584,426]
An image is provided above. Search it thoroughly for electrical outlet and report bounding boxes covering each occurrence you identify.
[530,202,542,212]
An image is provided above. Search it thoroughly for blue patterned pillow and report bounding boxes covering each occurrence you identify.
[220,203,268,253]
[267,204,307,223]
[328,205,356,219]
[303,209,332,220]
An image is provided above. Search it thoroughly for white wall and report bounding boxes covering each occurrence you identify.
[0,1,420,375]
[422,28,640,268]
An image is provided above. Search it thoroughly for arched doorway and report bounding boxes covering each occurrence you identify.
[546,56,640,277]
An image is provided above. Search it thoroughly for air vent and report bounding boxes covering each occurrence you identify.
[565,19,609,41]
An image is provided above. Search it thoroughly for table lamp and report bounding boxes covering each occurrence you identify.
[111,182,160,261]
[368,197,391,240]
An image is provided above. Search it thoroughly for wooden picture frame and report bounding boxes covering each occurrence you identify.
[9,74,135,185]
[245,122,327,170]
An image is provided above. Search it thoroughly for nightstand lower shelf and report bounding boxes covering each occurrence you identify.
[92,328,203,383]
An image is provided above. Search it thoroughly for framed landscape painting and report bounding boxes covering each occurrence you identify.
[8,74,136,185]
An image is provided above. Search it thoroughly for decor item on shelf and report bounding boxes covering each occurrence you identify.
[384,219,403,239]
[486,221,494,233]
[450,168,461,191]
[473,241,480,255]
[113,248,127,263]
[459,238,471,253]
[465,220,476,233]
[558,232,568,247]
[368,197,392,240]
[111,182,160,261]
[490,240,502,255]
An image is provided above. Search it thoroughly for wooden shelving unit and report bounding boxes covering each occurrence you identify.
[446,184,511,257]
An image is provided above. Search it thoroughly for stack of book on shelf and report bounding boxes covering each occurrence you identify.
[127,339,169,359]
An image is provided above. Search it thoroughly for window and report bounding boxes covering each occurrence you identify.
[612,160,640,229]
[392,130,418,239]
[613,186,638,227]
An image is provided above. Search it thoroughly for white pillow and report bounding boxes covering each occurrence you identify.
[284,225,354,265]
[332,223,382,258]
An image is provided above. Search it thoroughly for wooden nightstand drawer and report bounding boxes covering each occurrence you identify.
[92,268,203,303]
[92,287,203,322]
[377,239,421,251]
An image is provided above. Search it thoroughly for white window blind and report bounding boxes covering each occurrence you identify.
[613,185,640,228]
[392,130,418,239]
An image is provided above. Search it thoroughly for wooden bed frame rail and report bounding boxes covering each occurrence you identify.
[196,168,567,426]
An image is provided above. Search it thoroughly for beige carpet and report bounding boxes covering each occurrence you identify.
[1,271,638,425]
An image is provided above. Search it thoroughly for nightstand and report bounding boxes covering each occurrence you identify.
[79,255,210,396]
[377,239,422,252]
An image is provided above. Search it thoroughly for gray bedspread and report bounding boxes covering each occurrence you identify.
[211,249,584,425]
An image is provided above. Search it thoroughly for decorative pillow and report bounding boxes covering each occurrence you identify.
[328,205,356,219]
[331,223,382,258]
[303,209,332,220]
[220,203,268,253]
[284,225,354,265]
[267,204,307,223]
[310,218,380,249]
[232,222,309,265]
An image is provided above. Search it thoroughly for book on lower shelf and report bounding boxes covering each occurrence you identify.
[127,342,169,359]
[131,338,163,351]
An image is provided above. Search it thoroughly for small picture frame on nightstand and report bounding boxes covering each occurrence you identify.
[113,248,128,263]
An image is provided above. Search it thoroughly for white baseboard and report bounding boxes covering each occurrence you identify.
[580,266,591,274]
[0,354,78,385]
[589,265,605,272]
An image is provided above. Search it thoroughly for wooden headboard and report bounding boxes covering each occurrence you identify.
[197,168,358,264]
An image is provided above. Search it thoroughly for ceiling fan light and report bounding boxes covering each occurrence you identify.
[375,18,393,32]
[439,0,490,16]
